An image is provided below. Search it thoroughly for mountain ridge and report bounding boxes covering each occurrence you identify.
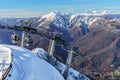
[0,11,120,80]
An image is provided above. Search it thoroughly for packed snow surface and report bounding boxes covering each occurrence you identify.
[0,44,65,80]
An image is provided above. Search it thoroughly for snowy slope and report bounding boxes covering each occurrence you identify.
[32,48,90,80]
[0,44,65,80]
[0,44,90,80]
[0,46,12,79]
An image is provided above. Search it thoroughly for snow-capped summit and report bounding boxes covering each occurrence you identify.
[81,10,113,16]
[82,11,94,16]
[40,11,66,21]
[38,11,70,29]
[41,12,57,21]
[100,10,112,15]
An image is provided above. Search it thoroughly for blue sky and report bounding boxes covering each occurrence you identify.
[0,0,120,17]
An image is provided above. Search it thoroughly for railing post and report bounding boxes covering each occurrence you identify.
[48,39,55,63]
[21,31,25,48]
[63,48,73,79]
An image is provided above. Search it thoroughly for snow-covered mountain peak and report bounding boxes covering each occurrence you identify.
[41,12,57,21]
[69,14,81,27]
[38,11,70,29]
[70,14,80,21]
[82,11,94,16]
[100,10,112,15]
[81,10,112,16]
[40,11,64,21]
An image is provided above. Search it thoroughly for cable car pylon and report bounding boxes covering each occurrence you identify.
[18,20,33,48]
[47,31,61,63]
[21,31,25,47]
[48,39,55,63]
[63,46,74,79]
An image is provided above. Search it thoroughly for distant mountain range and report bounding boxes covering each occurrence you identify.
[0,11,120,80]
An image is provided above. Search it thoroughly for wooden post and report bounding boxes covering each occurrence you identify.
[63,49,73,79]
[21,31,25,48]
[48,39,55,63]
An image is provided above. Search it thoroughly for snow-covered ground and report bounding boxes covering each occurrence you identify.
[32,48,90,80]
[0,46,11,79]
[0,44,65,80]
[0,44,90,80]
